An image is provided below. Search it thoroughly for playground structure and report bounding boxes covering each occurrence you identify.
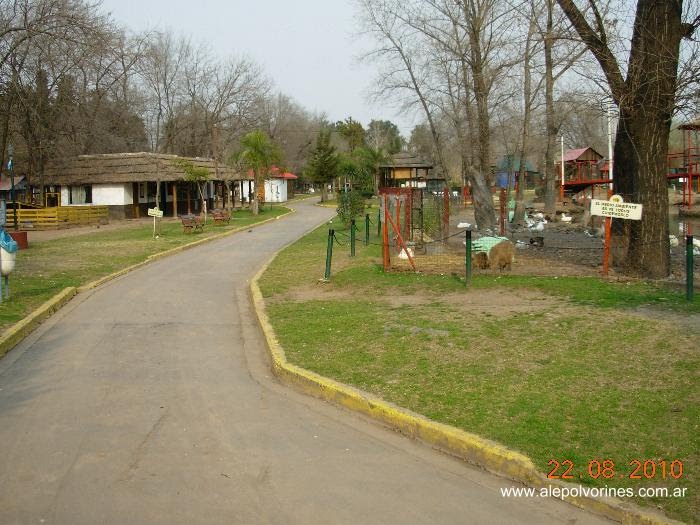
[667,119,700,209]
[555,123,700,211]
[556,147,610,203]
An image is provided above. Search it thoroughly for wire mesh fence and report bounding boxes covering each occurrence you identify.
[331,189,700,294]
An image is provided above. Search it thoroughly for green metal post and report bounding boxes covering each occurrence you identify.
[465,230,472,286]
[687,235,694,301]
[377,208,381,237]
[365,214,370,246]
[350,219,356,257]
[325,229,334,280]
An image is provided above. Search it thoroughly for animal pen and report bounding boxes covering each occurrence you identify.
[379,187,463,275]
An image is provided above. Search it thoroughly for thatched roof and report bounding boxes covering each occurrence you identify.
[43,152,247,185]
[379,151,433,169]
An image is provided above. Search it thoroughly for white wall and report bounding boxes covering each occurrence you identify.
[93,184,132,205]
[264,179,287,202]
[61,183,132,206]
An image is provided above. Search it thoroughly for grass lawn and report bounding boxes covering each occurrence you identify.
[259,221,699,524]
[0,206,289,332]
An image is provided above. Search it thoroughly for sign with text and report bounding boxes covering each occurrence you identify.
[590,199,643,220]
[147,207,164,218]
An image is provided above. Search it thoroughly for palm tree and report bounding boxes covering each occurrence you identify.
[354,146,388,195]
[235,131,281,215]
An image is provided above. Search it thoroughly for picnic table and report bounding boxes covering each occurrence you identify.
[180,214,204,233]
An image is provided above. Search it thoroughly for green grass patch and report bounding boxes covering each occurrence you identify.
[259,221,700,523]
[0,206,289,331]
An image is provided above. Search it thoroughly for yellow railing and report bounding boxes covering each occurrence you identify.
[14,206,109,229]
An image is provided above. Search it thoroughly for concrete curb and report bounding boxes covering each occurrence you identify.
[0,208,294,358]
[0,287,78,360]
[250,258,683,525]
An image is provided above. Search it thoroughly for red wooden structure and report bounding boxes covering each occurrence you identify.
[667,119,700,209]
[556,147,610,200]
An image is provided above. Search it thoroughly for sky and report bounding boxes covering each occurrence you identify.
[98,0,419,137]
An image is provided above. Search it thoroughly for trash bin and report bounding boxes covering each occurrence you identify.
[0,230,18,276]
[9,230,27,250]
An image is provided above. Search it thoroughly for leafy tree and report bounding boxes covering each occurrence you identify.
[335,117,366,152]
[305,128,339,202]
[366,119,403,154]
[234,130,281,215]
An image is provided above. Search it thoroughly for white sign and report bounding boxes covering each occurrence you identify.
[590,199,643,220]
[147,208,164,218]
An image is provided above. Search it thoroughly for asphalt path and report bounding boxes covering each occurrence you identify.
[0,199,611,524]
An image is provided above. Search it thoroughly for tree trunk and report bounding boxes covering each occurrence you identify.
[609,0,684,277]
[612,108,672,276]
[455,120,496,231]
[514,10,536,226]
[543,0,557,215]
[467,165,496,231]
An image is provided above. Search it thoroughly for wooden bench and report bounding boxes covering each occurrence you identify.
[212,209,231,225]
[180,214,204,233]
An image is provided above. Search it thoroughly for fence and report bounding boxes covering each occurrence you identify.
[14,206,109,230]
[325,189,698,300]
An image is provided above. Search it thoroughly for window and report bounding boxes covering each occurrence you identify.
[68,185,92,204]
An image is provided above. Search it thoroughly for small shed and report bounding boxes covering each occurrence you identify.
[264,167,297,203]
[379,152,443,191]
[495,155,538,189]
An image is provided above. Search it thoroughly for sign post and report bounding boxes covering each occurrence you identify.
[148,207,163,238]
[590,195,643,275]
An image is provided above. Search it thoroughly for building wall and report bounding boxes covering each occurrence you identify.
[264,179,287,202]
[393,168,413,180]
[93,184,132,205]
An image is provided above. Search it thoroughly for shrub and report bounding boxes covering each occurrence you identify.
[337,190,366,226]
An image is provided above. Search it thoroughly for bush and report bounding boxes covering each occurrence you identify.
[337,190,366,226]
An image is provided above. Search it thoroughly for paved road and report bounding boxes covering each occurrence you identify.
[0,199,611,524]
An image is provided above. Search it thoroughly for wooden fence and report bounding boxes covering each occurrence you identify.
[14,206,109,229]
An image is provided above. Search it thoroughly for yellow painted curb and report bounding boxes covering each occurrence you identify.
[250,257,683,525]
[0,287,78,359]
[0,207,295,356]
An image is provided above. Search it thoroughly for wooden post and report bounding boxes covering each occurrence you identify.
[686,234,694,301]
[382,194,390,271]
[499,188,506,236]
[172,182,178,218]
[186,185,192,214]
[396,197,401,241]
[443,187,449,241]
[602,216,612,276]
